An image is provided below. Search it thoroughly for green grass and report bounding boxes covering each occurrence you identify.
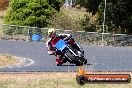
[0,27,4,36]
[0,78,132,88]
[0,73,132,88]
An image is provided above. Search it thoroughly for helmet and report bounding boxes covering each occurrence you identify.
[48,28,57,38]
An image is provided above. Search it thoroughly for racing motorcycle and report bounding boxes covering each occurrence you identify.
[54,38,87,66]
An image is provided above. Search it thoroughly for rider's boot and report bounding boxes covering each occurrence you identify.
[56,55,63,66]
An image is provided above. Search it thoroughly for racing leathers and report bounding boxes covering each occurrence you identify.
[46,34,81,65]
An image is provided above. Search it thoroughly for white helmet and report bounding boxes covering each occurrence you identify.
[48,28,57,38]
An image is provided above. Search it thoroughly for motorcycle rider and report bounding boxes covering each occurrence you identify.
[46,28,84,66]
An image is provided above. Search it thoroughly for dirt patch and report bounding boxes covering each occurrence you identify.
[0,54,19,67]
[0,10,5,24]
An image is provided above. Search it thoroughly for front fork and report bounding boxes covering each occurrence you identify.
[75,42,84,54]
[67,45,84,58]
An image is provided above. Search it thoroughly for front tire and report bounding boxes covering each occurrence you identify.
[65,51,82,66]
[83,59,87,64]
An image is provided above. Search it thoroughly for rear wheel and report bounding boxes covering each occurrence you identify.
[57,63,62,66]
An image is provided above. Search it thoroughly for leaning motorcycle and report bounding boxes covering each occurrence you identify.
[55,39,87,66]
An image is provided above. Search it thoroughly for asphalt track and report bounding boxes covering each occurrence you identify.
[0,40,132,72]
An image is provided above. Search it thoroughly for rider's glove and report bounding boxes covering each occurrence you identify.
[63,34,72,41]
[48,50,56,55]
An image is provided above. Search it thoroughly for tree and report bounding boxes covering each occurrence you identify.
[4,0,62,28]
[107,0,132,34]
[75,0,101,15]
[75,0,132,34]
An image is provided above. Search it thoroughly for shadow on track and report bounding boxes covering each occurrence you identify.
[58,64,76,66]
[58,64,92,66]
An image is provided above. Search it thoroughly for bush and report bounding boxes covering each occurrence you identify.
[48,8,87,31]
[80,14,96,32]
[3,26,14,35]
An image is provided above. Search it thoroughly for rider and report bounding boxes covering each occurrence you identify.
[46,28,83,65]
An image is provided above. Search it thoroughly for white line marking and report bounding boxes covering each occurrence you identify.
[24,59,35,66]
[4,56,35,68]
[0,55,35,69]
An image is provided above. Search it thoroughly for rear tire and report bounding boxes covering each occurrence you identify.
[57,63,62,66]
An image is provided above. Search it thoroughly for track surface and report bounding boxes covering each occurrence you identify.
[0,40,132,72]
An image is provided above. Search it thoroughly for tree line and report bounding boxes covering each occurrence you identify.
[3,0,132,34]
[75,0,132,34]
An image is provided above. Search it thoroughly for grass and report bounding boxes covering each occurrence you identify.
[0,27,4,37]
[0,54,19,67]
[0,72,132,88]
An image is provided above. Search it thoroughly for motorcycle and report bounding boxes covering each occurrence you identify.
[54,38,87,66]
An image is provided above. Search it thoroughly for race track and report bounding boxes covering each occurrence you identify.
[0,40,132,72]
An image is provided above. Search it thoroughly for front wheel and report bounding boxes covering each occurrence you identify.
[83,58,87,64]
[65,51,82,66]
[76,57,87,66]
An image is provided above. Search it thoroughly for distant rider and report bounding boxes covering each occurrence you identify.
[46,28,82,65]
